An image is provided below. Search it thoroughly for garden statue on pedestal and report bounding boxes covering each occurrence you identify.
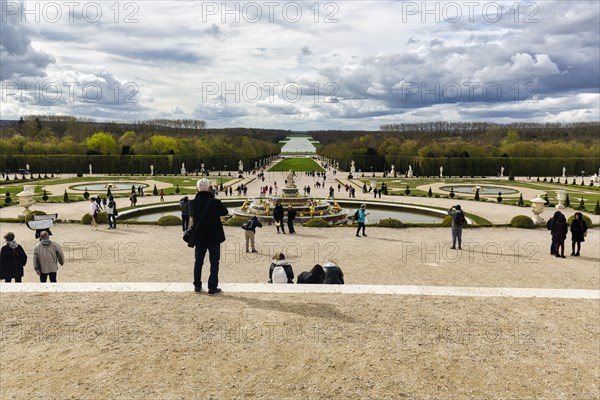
[562,167,566,178]
[390,165,395,176]
[439,166,443,178]
[350,160,356,174]
[408,165,413,178]
[500,166,504,178]
[89,164,93,175]
[181,163,186,175]
[238,160,243,172]
[150,164,154,176]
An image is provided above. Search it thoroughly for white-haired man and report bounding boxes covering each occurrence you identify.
[189,178,229,294]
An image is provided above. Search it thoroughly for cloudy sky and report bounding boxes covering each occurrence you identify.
[1,0,598,129]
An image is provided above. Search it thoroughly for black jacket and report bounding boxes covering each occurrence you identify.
[297,271,324,284]
[190,192,229,246]
[323,266,344,284]
[570,217,588,242]
[0,244,27,279]
[287,209,297,221]
[273,204,285,221]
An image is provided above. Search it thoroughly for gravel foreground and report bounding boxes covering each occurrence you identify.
[0,223,599,399]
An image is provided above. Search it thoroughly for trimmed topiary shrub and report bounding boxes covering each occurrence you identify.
[564,194,570,207]
[42,189,48,202]
[63,190,70,203]
[567,214,593,227]
[474,188,480,201]
[175,184,181,194]
[497,192,503,203]
[157,215,182,226]
[510,215,535,229]
[81,212,108,225]
[441,216,453,227]
[304,218,330,227]
[4,192,12,205]
[227,217,247,226]
[377,218,405,228]
[578,197,585,210]
[153,184,158,196]
[518,194,524,207]
[83,188,90,200]
[449,187,455,198]
[427,187,433,197]
[595,200,600,215]
[404,185,411,195]
[25,210,47,222]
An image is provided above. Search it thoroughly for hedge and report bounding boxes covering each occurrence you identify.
[227,217,247,226]
[81,212,108,225]
[157,215,182,226]
[377,218,405,228]
[510,215,535,229]
[304,219,330,227]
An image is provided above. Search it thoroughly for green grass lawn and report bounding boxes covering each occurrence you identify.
[269,158,324,172]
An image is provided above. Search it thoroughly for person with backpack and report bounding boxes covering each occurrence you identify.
[179,196,190,232]
[447,205,465,249]
[355,204,369,237]
[570,212,588,256]
[189,178,229,294]
[268,252,294,283]
[242,216,262,253]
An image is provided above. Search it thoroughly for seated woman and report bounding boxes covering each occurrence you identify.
[323,261,344,284]
[297,264,325,284]
[268,252,294,284]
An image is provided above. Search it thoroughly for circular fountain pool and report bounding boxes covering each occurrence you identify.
[70,182,149,191]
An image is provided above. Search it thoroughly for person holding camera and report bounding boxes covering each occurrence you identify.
[447,205,465,250]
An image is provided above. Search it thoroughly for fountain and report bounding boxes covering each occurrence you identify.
[232,170,348,224]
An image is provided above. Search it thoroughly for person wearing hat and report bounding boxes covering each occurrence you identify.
[447,205,465,250]
[189,178,229,294]
[356,204,369,237]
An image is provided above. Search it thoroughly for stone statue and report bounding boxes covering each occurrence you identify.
[439,166,443,178]
[286,170,296,187]
[500,166,504,178]
[238,160,243,172]
[390,165,395,175]
[181,163,186,175]
[89,164,92,175]
[26,164,30,171]
[150,164,154,175]
[350,160,356,173]
[562,167,566,178]
[408,165,413,178]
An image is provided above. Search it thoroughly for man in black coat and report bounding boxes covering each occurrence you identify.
[190,178,229,294]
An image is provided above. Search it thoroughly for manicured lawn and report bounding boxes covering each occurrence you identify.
[269,158,324,172]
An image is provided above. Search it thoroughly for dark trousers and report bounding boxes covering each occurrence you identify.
[572,241,581,255]
[108,214,117,228]
[555,239,565,256]
[287,220,295,234]
[4,277,22,283]
[194,243,220,290]
[40,272,57,283]
[356,222,366,236]
[182,214,190,231]
[276,219,285,233]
